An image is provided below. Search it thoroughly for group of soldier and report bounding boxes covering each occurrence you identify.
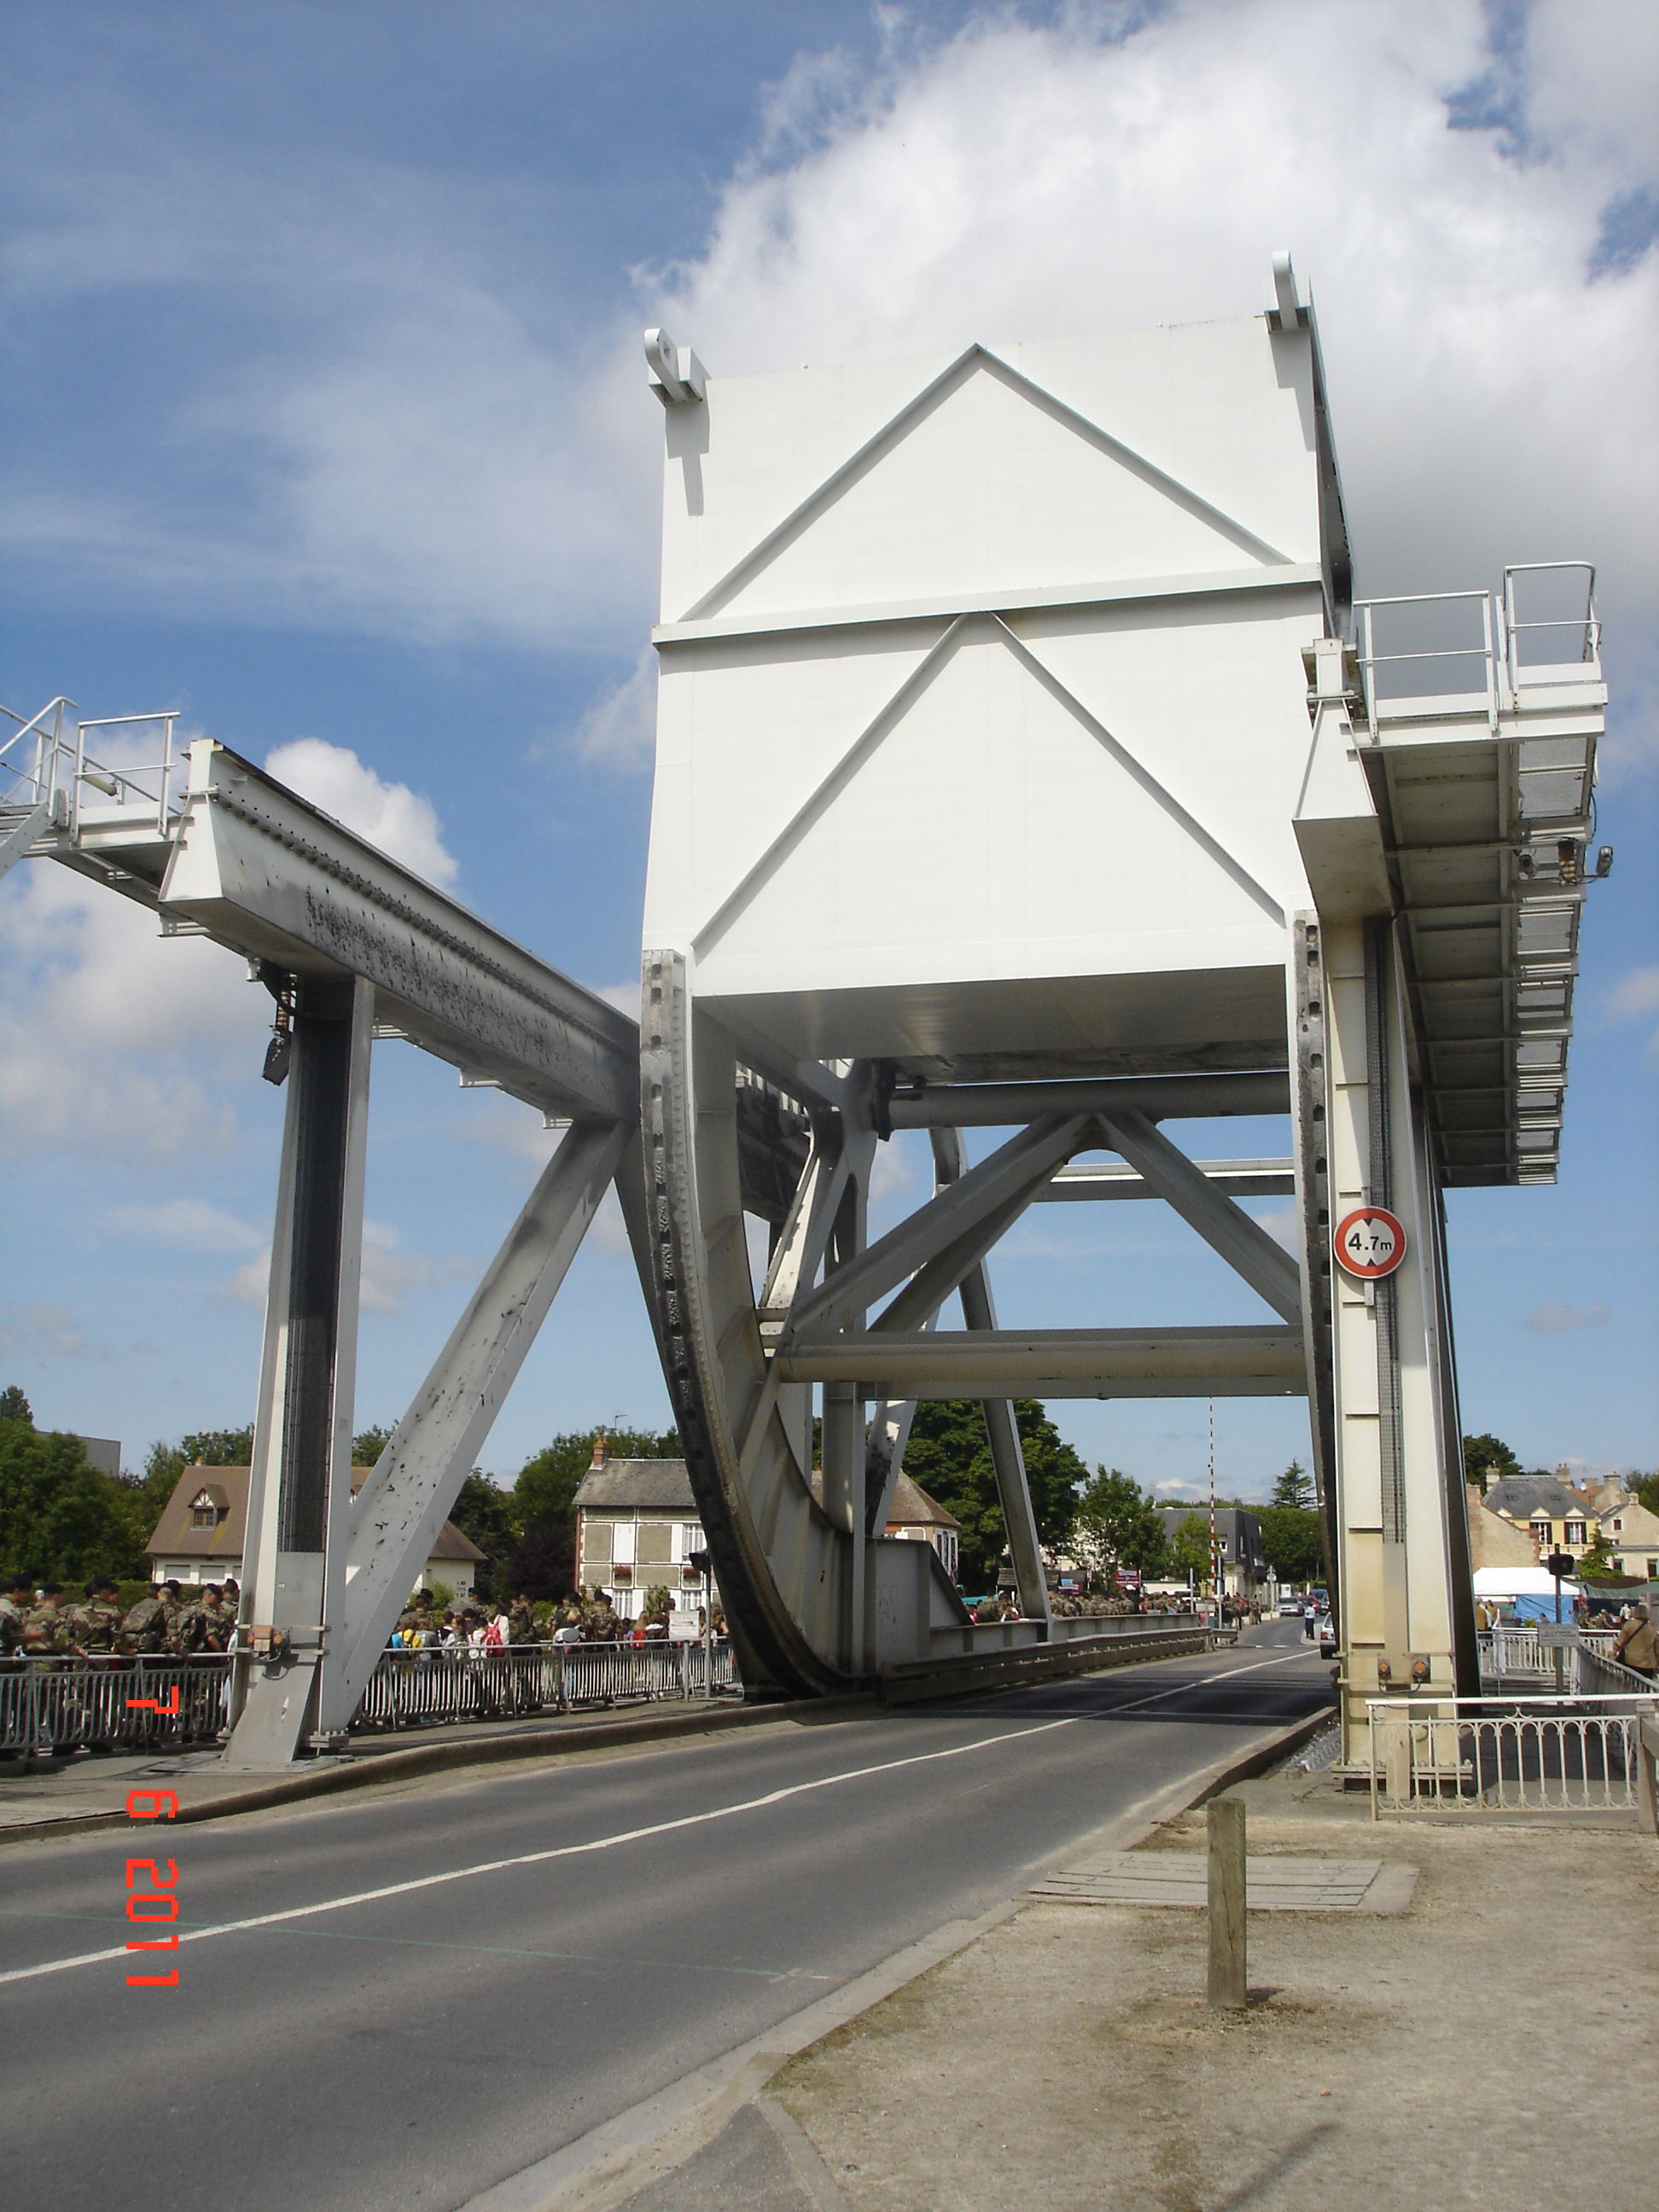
[0,1574,242,1659]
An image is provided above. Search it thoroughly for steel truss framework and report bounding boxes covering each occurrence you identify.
[1,271,1609,1761]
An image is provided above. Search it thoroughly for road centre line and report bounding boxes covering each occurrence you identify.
[0,1646,1314,1989]
[0,1717,1076,1987]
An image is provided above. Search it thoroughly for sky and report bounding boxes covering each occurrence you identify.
[1,0,1654,1503]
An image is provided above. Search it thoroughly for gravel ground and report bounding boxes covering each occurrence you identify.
[771,1771,1659,2212]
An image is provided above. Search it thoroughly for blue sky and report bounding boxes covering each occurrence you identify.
[2,1,1654,1499]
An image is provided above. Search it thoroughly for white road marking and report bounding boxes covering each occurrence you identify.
[0,1644,1319,1988]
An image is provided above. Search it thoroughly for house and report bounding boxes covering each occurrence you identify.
[882,1471,961,1580]
[1598,1494,1659,1581]
[1464,1484,1540,1571]
[1155,1505,1268,1598]
[572,1438,713,1625]
[145,1464,486,1599]
[1482,1475,1598,1562]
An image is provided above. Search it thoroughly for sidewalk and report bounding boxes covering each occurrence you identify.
[603,1758,1659,2211]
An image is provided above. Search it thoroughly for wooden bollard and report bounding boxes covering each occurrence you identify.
[1207,1796,1248,2010]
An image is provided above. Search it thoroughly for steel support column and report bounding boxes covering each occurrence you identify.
[225,974,372,1767]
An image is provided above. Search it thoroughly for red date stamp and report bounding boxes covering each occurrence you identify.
[125,1686,182,1986]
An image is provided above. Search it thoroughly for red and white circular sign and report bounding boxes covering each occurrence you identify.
[1333,1206,1406,1279]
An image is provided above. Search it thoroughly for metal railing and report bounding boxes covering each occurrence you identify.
[0,1656,230,1755]
[0,1642,740,1757]
[1478,1625,1616,1684]
[353,1639,738,1732]
[1352,563,1601,739]
[1368,1690,1657,1816]
[0,697,186,844]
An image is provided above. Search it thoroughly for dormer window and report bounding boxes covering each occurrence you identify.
[189,1487,224,1530]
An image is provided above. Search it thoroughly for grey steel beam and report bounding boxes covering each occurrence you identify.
[225,975,373,1768]
[775,1326,1307,1397]
[1097,1110,1304,1324]
[317,1115,632,1736]
[931,1127,1052,1629]
[783,1113,1090,1339]
[886,1072,1289,1128]
[1036,1159,1295,1202]
[159,739,637,1123]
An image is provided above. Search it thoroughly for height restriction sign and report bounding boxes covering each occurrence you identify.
[1332,1206,1406,1280]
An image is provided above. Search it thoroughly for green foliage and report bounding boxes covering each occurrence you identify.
[1572,1529,1622,1583]
[446,1471,520,1602]
[1270,1459,1313,1511]
[0,1420,149,1583]
[1167,1513,1215,1580]
[903,1400,1084,1586]
[424,1580,454,1613]
[1628,1471,1659,1518]
[0,1385,33,1424]
[352,1426,393,1466]
[1463,1433,1520,1495]
[1258,1504,1326,1584]
[641,1583,672,1625]
[1072,1467,1167,1581]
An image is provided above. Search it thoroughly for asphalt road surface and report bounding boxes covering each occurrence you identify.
[1,1623,1330,2212]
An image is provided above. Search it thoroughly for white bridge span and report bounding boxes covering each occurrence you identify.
[2,257,1609,1764]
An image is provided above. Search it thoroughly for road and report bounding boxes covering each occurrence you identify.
[0,1623,1329,2211]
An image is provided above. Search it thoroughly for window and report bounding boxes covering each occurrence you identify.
[1649,1559,1658,1579]
[191,1505,218,1529]
[612,1522,636,1568]
[1565,1521,1586,1546]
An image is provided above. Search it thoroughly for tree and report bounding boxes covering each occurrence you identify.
[446,1470,520,1602]
[1167,1513,1214,1582]
[352,1426,393,1466]
[1270,1459,1313,1511]
[0,1384,33,1424]
[1628,1471,1659,1518]
[1463,1434,1520,1495]
[508,1424,680,1600]
[902,1400,1084,1588]
[1258,1505,1325,1585]
[1072,1468,1167,1584]
[1572,1528,1627,1585]
[0,1423,149,1583]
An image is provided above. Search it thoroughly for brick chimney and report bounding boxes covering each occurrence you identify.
[590,1430,610,1471]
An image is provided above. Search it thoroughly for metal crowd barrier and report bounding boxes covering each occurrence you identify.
[0,1641,741,1755]
[352,1639,740,1732]
[0,1656,230,1755]
[1368,1690,1658,1816]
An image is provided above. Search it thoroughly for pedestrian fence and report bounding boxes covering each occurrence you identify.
[353,1638,739,1732]
[1368,1688,1658,1818]
[0,1641,739,1757]
[1478,1625,1617,1684]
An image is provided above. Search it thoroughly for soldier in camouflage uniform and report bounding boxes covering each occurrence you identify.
[158,1580,189,1652]
[20,1585,69,1655]
[0,1571,33,1656]
[201,1584,234,1651]
[175,1586,219,1654]
[120,1583,170,1655]
[63,1575,125,1654]
[507,1595,537,1646]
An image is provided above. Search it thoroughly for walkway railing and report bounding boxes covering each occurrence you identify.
[0,1642,739,1756]
[353,1639,738,1732]
[1368,1691,1657,1817]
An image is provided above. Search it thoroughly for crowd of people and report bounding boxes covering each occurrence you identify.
[385,1587,729,1651]
[0,1575,242,1657]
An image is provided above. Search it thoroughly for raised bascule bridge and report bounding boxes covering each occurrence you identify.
[2,258,1609,1767]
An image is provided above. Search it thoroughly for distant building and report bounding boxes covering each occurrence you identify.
[1598,1494,1659,1581]
[1464,1485,1540,1571]
[1483,1475,1597,1561]
[145,1465,485,1598]
[572,1438,713,1626]
[882,1471,961,1580]
[1155,1505,1267,1597]
[76,1435,122,1478]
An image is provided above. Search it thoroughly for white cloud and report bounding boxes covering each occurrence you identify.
[110,1198,264,1254]
[1523,1301,1611,1334]
[1605,963,1659,1058]
[0,859,264,1162]
[264,737,458,888]
[569,650,658,765]
[3,2,1652,736]
[0,1301,111,1364]
[226,1220,464,1315]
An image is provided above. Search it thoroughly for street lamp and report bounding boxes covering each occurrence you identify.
[1544,1548,1575,1627]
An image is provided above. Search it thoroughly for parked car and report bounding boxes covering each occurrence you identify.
[1318,1614,1338,1657]
[1278,1594,1303,1616]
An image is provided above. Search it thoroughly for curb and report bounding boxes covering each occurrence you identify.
[457,1691,1336,2212]
[0,1697,870,1846]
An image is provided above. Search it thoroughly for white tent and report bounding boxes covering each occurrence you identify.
[1472,1566,1581,1598]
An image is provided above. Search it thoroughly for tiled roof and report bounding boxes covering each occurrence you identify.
[573,1458,697,1513]
[146,1464,484,1563]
